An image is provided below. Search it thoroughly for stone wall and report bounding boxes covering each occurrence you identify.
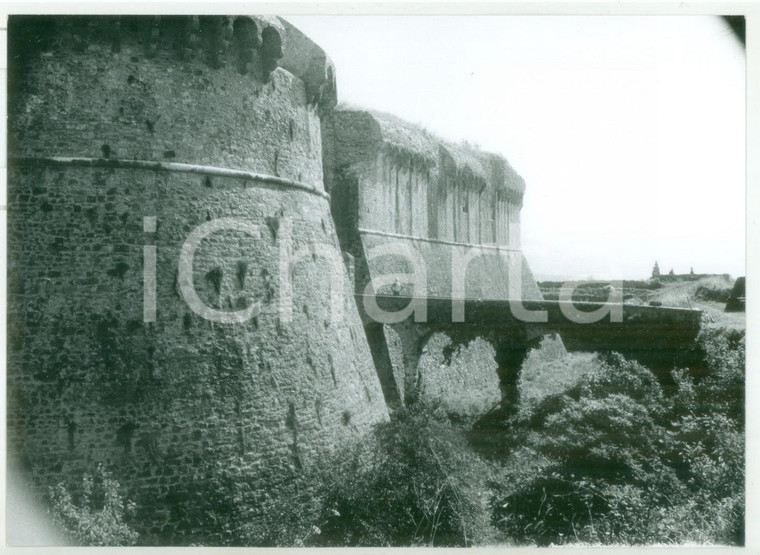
[7,16,388,544]
[322,108,542,417]
[323,110,525,249]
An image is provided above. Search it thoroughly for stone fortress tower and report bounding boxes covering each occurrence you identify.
[7,14,701,546]
[7,15,706,545]
[7,15,389,542]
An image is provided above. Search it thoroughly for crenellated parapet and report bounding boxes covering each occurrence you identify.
[278,17,337,113]
[9,15,334,97]
[8,15,341,185]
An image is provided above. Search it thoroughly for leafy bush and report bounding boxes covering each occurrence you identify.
[311,404,496,547]
[668,326,745,544]
[493,342,744,546]
[686,326,745,424]
[694,285,732,303]
[494,356,680,544]
[48,464,138,546]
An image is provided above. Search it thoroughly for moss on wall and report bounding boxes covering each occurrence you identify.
[7,16,387,544]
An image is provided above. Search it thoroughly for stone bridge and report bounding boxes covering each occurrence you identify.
[7,15,707,543]
[322,108,703,415]
[355,293,703,411]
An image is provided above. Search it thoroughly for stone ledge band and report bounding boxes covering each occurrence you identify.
[8,156,331,201]
[357,227,521,252]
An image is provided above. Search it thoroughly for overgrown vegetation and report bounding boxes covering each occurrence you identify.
[694,284,732,303]
[206,324,742,547]
[492,327,744,545]
[156,403,495,547]
[48,464,138,546]
[309,405,496,547]
[241,405,496,547]
[50,327,743,547]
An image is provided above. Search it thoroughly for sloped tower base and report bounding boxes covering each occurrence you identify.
[7,16,388,543]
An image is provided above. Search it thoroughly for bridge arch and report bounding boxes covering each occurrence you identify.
[364,314,561,419]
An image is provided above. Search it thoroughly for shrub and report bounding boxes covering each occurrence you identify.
[689,326,745,424]
[583,483,741,545]
[494,391,682,544]
[493,347,744,546]
[48,464,138,546]
[668,327,745,544]
[311,404,496,546]
[694,285,732,303]
[166,403,495,547]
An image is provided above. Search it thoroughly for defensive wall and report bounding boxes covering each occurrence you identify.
[7,15,388,543]
[322,109,545,415]
[321,109,703,415]
[6,15,704,544]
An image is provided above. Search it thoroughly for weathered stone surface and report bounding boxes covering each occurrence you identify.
[9,16,322,184]
[322,108,542,415]
[7,15,707,546]
[7,15,388,544]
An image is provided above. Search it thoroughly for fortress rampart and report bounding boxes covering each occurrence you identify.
[322,109,539,300]
[322,109,543,413]
[6,15,703,545]
[7,15,385,543]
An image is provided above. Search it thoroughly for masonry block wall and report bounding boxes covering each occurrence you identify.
[7,16,388,544]
[322,109,543,416]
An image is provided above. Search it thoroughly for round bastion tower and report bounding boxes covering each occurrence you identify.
[7,15,388,543]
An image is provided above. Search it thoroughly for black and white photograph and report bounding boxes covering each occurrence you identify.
[3,5,751,548]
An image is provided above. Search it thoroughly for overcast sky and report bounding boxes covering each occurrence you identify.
[287,15,745,281]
